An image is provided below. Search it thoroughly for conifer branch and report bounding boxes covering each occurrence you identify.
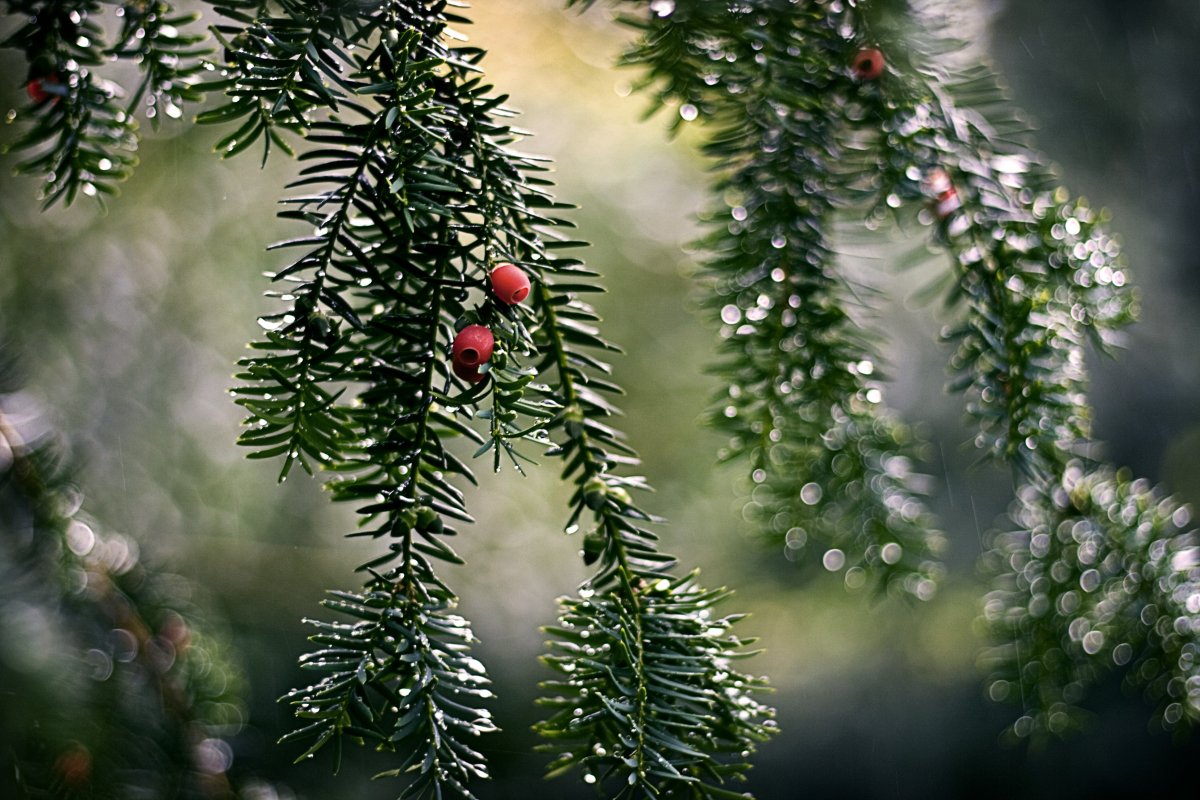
[585,0,947,598]
[208,0,777,794]
[0,374,248,796]
[578,0,1198,742]
[1,0,210,205]
[981,464,1199,739]
[108,1,209,124]
[211,6,500,796]
[533,272,777,797]
[848,0,1198,738]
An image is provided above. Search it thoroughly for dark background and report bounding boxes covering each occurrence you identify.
[2,0,1198,797]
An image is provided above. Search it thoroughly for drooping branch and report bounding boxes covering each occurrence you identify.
[1,0,209,205]
[847,0,1197,738]
[0,369,249,797]
[209,2,776,796]
[583,0,947,599]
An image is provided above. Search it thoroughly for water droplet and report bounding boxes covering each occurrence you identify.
[822,549,845,571]
[1079,569,1101,593]
[1173,505,1193,529]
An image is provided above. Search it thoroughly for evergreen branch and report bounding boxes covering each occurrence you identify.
[285,579,496,799]
[1,0,210,205]
[847,0,1192,738]
[981,464,1200,740]
[0,378,245,796]
[851,0,1136,476]
[368,2,780,793]
[527,128,776,800]
[221,5,504,796]
[586,0,947,597]
[107,1,210,124]
[198,0,357,161]
[538,575,773,798]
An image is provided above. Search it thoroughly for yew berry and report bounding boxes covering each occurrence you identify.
[934,186,961,219]
[54,744,91,789]
[453,359,486,384]
[851,48,885,81]
[489,263,531,305]
[26,74,61,104]
[923,167,961,219]
[452,324,494,368]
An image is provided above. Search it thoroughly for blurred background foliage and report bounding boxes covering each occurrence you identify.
[1,0,1198,797]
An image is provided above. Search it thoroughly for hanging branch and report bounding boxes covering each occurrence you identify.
[1,0,210,206]
[576,0,947,599]
[209,1,775,796]
[214,6,499,797]
[844,0,1198,738]
[981,464,1200,739]
[573,0,1198,741]
[531,273,776,797]
[0,367,250,797]
[107,1,209,124]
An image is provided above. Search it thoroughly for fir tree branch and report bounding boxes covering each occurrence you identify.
[532,276,777,799]
[981,464,1199,740]
[198,0,357,162]
[108,0,209,124]
[485,109,777,796]
[848,0,1136,476]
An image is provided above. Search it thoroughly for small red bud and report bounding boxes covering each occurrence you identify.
[451,324,494,368]
[851,48,885,81]
[489,263,531,305]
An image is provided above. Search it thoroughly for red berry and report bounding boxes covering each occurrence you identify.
[54,744,91,789]
[851,48,884,81]
[922,167,951,196]
[922,167,961,219]
[489,263,531,305]
[26,80,47,103]
[26,78,49,103]
[451,324,494,368]
[934,186,961,219]
[453,359,486,384]
[26,73,62,104]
